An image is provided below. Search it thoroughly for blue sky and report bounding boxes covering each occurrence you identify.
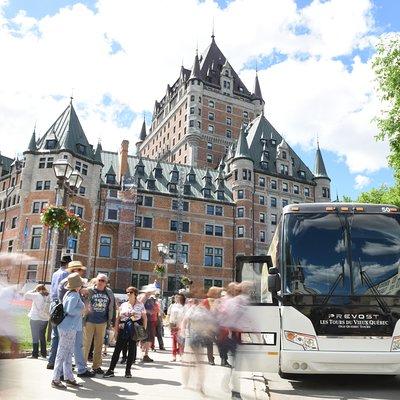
[1,0,399,200]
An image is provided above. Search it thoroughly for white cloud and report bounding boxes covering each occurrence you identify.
[0,0,393,177]
[354,174,372,189]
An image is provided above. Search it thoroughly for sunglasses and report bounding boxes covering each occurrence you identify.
[98,279,106,282]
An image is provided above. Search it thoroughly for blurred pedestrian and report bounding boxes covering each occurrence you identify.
[51,272,84,389]
[152,293,165,351]
[167,293,185,361]
[24,284,50,359]
[83,273,115,375]
[104,286,147,378]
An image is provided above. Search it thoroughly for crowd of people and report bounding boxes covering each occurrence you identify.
[21,254,251,399]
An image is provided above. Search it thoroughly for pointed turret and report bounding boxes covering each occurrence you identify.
[139,119,147,141]
[314,143,329,180]
[27,128,37,151]
[94,141,103,164]
[189,49,201,81]
[253,72,263,102]
[233,125,252,161]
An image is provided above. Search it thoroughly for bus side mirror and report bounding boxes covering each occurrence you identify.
[268,271,281,293]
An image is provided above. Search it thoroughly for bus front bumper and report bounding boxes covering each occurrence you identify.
[281,350,400,375]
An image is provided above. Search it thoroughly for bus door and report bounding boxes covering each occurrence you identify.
[235,256,281,373]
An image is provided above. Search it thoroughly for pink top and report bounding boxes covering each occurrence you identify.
[119,301,145,322]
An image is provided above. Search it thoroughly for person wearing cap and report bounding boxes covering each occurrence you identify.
[51,272,84,389]
[83,273,115,375]
[47,254,71,369]
[56,261,94,378]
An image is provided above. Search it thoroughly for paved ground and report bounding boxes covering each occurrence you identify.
[1,335,400,400]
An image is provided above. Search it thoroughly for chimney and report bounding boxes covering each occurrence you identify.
[119,140,129,181]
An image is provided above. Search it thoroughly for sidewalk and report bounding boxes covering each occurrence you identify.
[0,334,268,400]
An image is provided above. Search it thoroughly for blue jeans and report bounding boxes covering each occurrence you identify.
[29,319,48,357]
[74,330,88,374]
[48,325,59,365]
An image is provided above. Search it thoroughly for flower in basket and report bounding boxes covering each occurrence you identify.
[153,263,166,277]
[180,276,192,286]
[66,211,85,237]
[40,205,68,230]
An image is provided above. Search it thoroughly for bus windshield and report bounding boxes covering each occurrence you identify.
[283,212,400,297]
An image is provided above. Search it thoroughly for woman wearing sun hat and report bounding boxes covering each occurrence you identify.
[51,272,85,390]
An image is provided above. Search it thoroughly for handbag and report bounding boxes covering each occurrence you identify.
[50,300,65,326]
[132,321,147,341]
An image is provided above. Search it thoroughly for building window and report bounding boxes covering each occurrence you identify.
[282,151,287,160]
[169,243,189,264]
[68,237,78,253]
[206,205,223,216]
[208,125,214,133]
[205,224,214,235]
[190,107,195,115]
[132,273,149,289]
[305,187,310,197]
[32,201,47,214]
[294,185,299,195]
[237,207,244,218]
[8,240,13,252]
[299,170,306,179]
[260,231,266,243]
[44,180,51,190]
[207,154,213,163]
[11,217,17,229]
[106,208,118,221]
[190,95,195,101]
[226,129,232,138]
[172,200,189,211]
[208,100,215,108]
[215,225,223,237]
[99,236,112,257]
[280,164,289,175]
[204,247,223,267]
[226,117,232,126]
[207,141,213,150]
[79,187,86,196]
[282,182,288,192]
[82,163,88,175]
[226,105,232,113]
[271,214,277,225]
[170,220,189,232]
[141,217,153,228]
[39,158,45,168]
[36,181,43,190]
[45,139,57,149]
[271,180,277,190]
[237,190,244,199]
[70,205,84,218]
[0,221,3,232]
[271,197,277,207]
[189,120,194,127]
[204,279,223,291]
[132,240,151,261]
[30,227,42,249]
[259,195,265,205]
[237,226,244,238]
[106,174,116,184]
[282,199,289,207]
[26,265,37,281]
[143,196,153,207]
[208,112,215,121]
[260,213,266,223]
[108,189,118,198]
[323,187,330,198]
[259,176,265,187]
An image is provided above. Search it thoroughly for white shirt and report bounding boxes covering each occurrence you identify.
[168,303,184,325]
[119,301,145,322]
[24,291,50,321]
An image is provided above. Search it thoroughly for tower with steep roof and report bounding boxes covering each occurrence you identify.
[313,141,331,202]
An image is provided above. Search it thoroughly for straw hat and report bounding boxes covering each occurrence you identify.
[140,284,157,293]
[67,260,86,272]
[66,272,83,290]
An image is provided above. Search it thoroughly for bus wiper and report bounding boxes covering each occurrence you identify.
[321,260,345,305]
[358,259,390,315]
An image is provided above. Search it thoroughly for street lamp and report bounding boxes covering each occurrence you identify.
[157,243,170,297]
[53,159,74,181]
[68,170,83,191]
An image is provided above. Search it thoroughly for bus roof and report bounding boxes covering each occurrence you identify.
[282,202,399,215]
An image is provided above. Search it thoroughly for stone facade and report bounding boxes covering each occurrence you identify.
[0,36,330,297]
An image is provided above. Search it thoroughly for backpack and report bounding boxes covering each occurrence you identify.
[50,300,65,326]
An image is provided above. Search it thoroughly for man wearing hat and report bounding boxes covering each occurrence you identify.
[83,273,115,375]
[47,254,71,369]
[56,261,95,378]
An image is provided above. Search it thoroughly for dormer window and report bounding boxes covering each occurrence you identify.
[136,165,145,175]
[205,176,212,186]
[225,70,229,77]
[147,180,155,190]
[299,170,306,179]
[171,170,179,181]
[188,173,195,183]
[282,151,287,160]
[45,139,57,149]
[216,190,224,200]
[271,139,276,146]
[76,143,86,155]
[154,167,163,179]
[203,188,211,198]
[168,183,177,192]
[260,161,268,170]
[106,174,116,184]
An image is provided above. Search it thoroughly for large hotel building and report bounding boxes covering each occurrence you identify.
[0,35,330,296]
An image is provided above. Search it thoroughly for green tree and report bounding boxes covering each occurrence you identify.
[373,33,400,178]
[358,185,400,207]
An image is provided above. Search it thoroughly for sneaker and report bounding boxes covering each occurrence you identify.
[65,380,82,387]
[208,361,215,366]
[92,368,104,374]
[46,364,54,370]
[51,380,67,390]
[26,355,38,359]
[120,357,127,364]
[142,355,153,363]
[125,372,132,378]
[103,370,114,378]
[77,370,95,378]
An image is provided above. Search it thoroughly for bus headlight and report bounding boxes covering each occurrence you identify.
[284,331,319,351]
[391,336,400,351]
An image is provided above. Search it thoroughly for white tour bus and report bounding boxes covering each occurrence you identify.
[235,203,400,377]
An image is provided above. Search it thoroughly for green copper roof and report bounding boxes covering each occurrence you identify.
[233,125,252,161]
[314,144,330,180]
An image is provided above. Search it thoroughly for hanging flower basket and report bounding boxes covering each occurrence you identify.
[180,276,192,286]
[40,205,68,230]
[66,210,85,238]
[153,263,166,277]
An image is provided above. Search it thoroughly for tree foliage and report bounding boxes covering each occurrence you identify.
[373,33,400,178]
[358,185,400,207]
